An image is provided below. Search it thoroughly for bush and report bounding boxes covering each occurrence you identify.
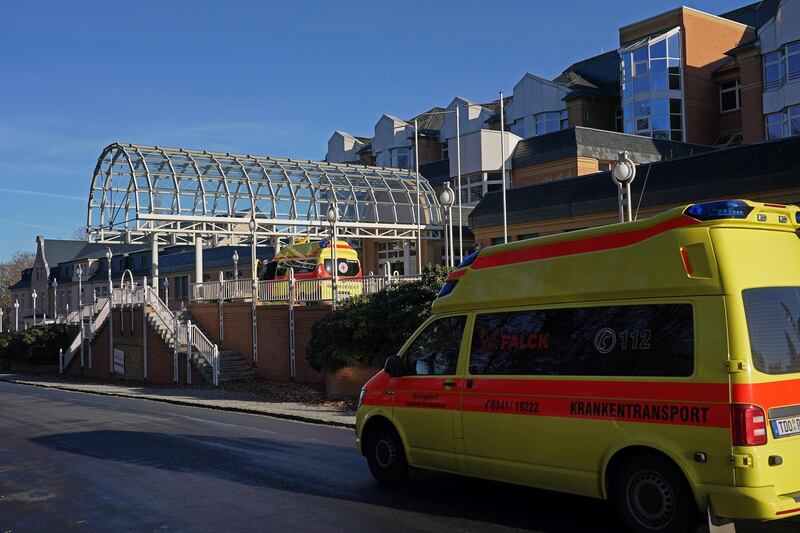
[306,264,451,372]
[0,324,78,365]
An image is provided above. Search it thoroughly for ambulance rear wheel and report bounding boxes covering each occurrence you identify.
[612,454,698,533]
[365,425,408,486]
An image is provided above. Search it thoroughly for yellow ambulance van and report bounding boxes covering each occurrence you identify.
[355,200,800,532]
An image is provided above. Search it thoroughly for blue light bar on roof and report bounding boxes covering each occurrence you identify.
[684,200,753,221]
[456,250,480,269]
[437,280,458,298]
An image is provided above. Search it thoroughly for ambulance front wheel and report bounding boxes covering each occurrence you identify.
[365,424,408,486]
[612,453,699,533]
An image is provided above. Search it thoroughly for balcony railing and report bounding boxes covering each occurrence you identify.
[190,273,422,305]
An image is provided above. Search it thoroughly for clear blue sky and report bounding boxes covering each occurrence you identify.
[0,0,746,261]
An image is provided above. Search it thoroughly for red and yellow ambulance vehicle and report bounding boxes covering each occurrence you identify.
[355,200,800,532]
[261,239,362,300]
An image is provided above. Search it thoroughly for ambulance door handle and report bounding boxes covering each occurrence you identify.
[443,380,457,390]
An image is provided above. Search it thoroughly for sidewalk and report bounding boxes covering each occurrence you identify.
[0,374,356,428]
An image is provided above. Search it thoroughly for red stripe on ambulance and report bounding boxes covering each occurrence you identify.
[472,215,700,270]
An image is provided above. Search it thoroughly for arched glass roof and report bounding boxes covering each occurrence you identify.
[88,143,442,245]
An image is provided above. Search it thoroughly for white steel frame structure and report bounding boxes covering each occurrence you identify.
[88,143,444,246]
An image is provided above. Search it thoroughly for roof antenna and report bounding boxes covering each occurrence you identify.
[633,162,653,221]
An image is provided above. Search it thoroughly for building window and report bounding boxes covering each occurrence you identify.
[441,141,449,160]
[389,147,410,169]
[765,105,800,140]
[534,111,567,136]
[789,42,800,81]
[719,79,740,112]
[764,40,800,90]
[378,240,416,275]
[510,119,526,138]
[621,28,684,141]
[764,50,785,89]
[517,233,539,241]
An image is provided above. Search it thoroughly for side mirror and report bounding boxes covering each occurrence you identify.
[384,355,403,378]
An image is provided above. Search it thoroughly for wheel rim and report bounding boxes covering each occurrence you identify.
[626,469,675,530]
[374,436,397,469]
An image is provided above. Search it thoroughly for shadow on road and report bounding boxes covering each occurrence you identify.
[31,429,619,532]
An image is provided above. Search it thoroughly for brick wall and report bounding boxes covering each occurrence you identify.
[219,303,254,362]
[256,306,291,380]
[567,97,615,131]
[293,306,331,384]
[682,11,752,145]
[738,50,765,143]
[65,309,184,385]
[187,303,220,343]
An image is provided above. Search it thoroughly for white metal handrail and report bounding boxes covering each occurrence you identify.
[60,297,111,372]
[193,274,423,304]
[146,286,220,385]
[112,285,145,306]
[146,286,176,336]
[187,321,220,386]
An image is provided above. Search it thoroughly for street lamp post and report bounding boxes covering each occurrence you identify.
[32,289,38,326]
[76,264,83,317]
[76,263,84,368]
[612,151,637,223]
[162,278,170,308]
[249,213,258,363]
[106,248,114,376]
[325,204,339,309]
[232,250,239,281]
[0,308,4,333]
[439,182,455,268]
[14,299,19,332]
[52,279,58,323]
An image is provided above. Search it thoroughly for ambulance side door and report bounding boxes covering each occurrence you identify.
[391,315,468,473]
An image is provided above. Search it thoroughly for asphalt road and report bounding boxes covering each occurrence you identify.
[1,382,798,533]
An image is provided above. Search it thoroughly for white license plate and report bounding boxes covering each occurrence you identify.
[771,416,800,438]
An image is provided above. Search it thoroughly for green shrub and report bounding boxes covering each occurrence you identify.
[306,264,451,372]
[0,324,78,365]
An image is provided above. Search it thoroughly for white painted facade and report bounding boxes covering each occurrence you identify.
[448,129,521,178]
[505,73,570,139]
[440,97,494,141]
[325,131,367,164]
[372,114,413,168]
[760,0,800,117]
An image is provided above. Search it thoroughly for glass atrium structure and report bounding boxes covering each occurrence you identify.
[620,27,685,141]
[88,143,442,245]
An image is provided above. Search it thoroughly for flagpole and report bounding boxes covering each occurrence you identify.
[500,91,508,244]
[414,118,422,274]
[455,105,463,262]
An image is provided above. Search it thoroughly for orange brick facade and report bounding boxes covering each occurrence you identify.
[186,302,331,385]
[65,308,194,385]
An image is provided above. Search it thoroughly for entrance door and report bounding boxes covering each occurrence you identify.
[391,315,466,472]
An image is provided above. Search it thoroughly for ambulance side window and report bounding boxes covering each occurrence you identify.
[402,316,466,376]
[469,304,693,376]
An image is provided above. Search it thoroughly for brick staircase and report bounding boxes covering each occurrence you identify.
[147,308,255,383]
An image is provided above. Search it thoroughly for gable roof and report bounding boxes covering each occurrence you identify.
[408,106,446,132]
[720,0,780,28]
[40,238,87,267]
[512,126,713,169]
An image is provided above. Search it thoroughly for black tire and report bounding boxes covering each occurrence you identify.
[611,454,700,533]
[365,424,408,486]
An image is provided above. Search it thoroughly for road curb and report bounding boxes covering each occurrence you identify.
[0,378,356,429]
